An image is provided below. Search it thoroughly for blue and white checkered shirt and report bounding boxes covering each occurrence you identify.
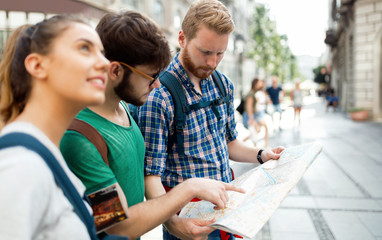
[138,54,238,187]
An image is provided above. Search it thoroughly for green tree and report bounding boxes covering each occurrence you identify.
[313,65,327,84]
[249,4,299,82]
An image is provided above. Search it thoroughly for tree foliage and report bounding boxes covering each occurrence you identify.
[313,65,328,84]
[249,4,300,82]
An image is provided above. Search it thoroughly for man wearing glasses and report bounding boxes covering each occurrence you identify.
[60,10,244,239]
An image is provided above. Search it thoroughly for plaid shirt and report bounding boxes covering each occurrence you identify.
[138,54,238,187]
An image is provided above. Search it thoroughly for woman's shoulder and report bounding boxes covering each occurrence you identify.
[245,90,256,98]
[0,147,54,183]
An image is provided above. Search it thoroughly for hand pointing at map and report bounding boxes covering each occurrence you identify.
[187,178,246,210]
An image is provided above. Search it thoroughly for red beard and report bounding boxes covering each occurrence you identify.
[182,46,215,79]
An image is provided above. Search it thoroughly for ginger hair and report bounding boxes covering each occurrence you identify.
[182,0,234,40]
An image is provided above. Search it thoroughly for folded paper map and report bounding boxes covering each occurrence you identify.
[179,142,323,238]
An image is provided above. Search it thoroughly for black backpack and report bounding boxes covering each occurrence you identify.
[236,98,245,115]
[159,70,229,157]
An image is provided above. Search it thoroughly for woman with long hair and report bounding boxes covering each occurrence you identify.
[243,78,269,147]
[0,15,109,239]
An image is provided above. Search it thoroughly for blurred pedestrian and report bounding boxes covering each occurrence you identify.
[266,75,285,130]
[0,15,111,239]
[290,81,303,126]
[243,78,269,147]
[326,88,339,112]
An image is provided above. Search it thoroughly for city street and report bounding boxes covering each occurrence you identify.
[142,95,382,240]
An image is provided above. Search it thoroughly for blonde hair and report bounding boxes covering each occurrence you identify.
[0,25,31,129]
[182,0,234,40]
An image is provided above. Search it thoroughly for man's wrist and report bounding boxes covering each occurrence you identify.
[257,149,264,164]
[164,215,178,231]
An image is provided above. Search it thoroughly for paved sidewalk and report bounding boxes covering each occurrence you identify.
[231,96,382,240]
[142,96,382,240]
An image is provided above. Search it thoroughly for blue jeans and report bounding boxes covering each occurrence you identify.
[243,111,265,128]
[163,226,235,240]
[272,104,282,113]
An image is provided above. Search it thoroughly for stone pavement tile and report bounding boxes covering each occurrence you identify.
[314,197,381,211]
[280,195,317,209]
[366,182,382,198]
[269,209,317,234]
[288,185,300,195]
[322,210,375,240]
[270,232,319,240]
[323,139,382,198]
[357,212,382,238]
[303,153,364,198]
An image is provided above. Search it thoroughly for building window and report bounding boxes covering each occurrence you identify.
[153,0,165,26]
[122,0,139,8]
[0,11,6,28]
[28,12,45,25]
[174,9,182,31]
[8,11,27,28]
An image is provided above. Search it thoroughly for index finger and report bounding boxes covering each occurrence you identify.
[223,183,246,194]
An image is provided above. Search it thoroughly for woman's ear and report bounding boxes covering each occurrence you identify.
[24,53,48,80]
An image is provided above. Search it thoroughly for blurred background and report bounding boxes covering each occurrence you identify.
[1,1,382,239]
[1,0,382,121]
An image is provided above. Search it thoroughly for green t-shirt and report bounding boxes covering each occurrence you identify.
[60,102,145,208]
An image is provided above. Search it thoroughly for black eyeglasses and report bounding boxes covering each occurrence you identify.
[119,62,159,86]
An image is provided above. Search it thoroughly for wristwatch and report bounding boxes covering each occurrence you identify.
[257,149,264,164]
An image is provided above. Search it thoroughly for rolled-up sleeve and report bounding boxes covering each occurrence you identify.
[138,88,172,176]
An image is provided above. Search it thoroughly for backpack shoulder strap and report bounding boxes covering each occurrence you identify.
[159,71,187,157]
[187,70,229,120]
[68,119,109,166]
[0,133,100,240]
[212,70,229,110]
[159,70,230,158]
[212,70,226,97]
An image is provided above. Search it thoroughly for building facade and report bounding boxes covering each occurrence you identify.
[325,0,382,120]
[0,0,111,57]
[0,0,257,99]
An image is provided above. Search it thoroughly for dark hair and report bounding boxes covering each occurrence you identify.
[96,10,171,73]
[0,15,87,126]
[251,78,260,91]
